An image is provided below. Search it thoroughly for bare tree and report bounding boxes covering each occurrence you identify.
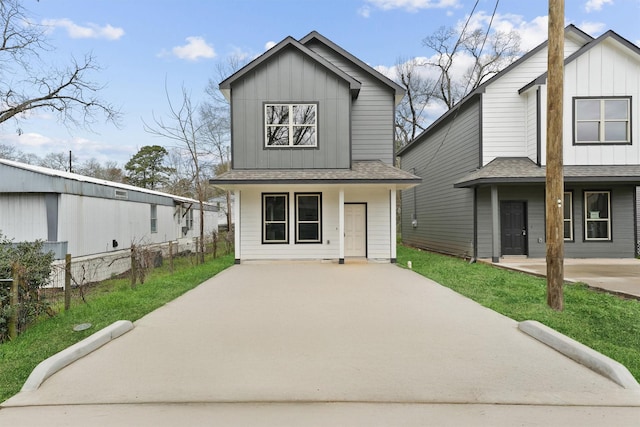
[394,57,436,148]
[40,151,75,171]
[422,25,521,109]
[143,84,211,263]
[200,55,247,231]
[0,0,120,131]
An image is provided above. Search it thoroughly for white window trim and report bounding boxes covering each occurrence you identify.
[295,193,322,244]
[263,193,289,244]
[584,191,611,241]
[564,191,573,241]
[574,97,631,144]
[265,103,317,147]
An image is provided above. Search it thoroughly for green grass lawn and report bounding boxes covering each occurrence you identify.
[0,253,234,402]
[397,244,640,381]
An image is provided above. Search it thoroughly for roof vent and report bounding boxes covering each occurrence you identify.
[115,189,128,200]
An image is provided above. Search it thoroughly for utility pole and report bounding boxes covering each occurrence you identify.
[546,0,564,310]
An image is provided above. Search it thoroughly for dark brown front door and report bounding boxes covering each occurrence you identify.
[501,201,528,256]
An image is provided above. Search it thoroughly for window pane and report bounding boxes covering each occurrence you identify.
[266,105,289,125]
[298,196,318,221]
[265,196,287,221]
[293,105,316,124]
[576,99,600,120]
[266,126,289,145]
[586,221,609,239]
[604,121,627,141]
[605,100,628,119]
[563,193,571,219]
[265,223,286,241]
[586,193,609,219]
[564,221,572,239]
[293,126,316,146]
[298,223,319,241]
[576,122,599,142]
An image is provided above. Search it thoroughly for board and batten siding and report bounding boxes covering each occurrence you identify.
[482,37,586,166]
[230,47,351,170]
[400,100,480,257]
[306,41,396,165]
[560,39,640,166]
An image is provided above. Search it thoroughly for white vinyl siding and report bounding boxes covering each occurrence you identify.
[563,39,640,165]
[482,36,586,166]
[237,185,393,261]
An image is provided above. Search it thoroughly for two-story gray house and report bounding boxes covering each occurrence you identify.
[399,25,640,261]
[210,31,420,263]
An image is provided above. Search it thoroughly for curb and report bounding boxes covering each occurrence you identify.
[21,320,134,392]
[518,320,640,390]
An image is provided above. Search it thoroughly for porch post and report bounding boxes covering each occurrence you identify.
[491,185,500,263]
[339,188,345,264]
[234,190,241,264]
[390,188,397,263]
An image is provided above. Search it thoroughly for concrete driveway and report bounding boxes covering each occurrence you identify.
[1,263,640,426]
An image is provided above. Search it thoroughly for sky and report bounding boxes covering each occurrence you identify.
[2,0,640,167]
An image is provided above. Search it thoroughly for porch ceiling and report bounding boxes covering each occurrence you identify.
[209,160,422,189]
[454,157,640,188]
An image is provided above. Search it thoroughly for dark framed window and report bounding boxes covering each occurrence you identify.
[265,103,317,147]
[263,193,288,243]
[295,193,322,243]
[563,191,573,241]
[574,97,631,144]
[584,191,611,241]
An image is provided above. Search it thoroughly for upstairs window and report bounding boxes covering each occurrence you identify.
[574,97,631,144]
[265,103,317,147]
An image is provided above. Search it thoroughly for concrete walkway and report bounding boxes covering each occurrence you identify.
[488,258,640,298]
[2,263,640,425]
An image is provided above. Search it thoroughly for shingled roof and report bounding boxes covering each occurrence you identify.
[454,157,640,188]
[210,160,421,188]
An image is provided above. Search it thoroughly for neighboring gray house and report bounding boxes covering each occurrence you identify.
[399,25,640,260]
[0,159,218,259]
[210,31,420,263]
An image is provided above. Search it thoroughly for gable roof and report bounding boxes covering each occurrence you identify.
[397,24,594,157]
[0,158,211,207]
[219,35,362,101]
[519,29,640,94]
[299,31,406,104]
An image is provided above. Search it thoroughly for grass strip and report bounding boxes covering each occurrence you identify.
[0,254,234,402]
[397,245,640,381]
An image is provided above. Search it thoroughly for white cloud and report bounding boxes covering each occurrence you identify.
[171,36,216,61]
[585,0,614,13]
[364,0,461,13]
[42,18,124,40]
[358,5,371,17]
[576,20,606,37]
[265,41,277,51]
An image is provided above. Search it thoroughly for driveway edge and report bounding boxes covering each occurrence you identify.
[518,320,639,389]
[20,320,134,392]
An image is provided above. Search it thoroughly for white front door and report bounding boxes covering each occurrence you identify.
[345,203,366,257]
